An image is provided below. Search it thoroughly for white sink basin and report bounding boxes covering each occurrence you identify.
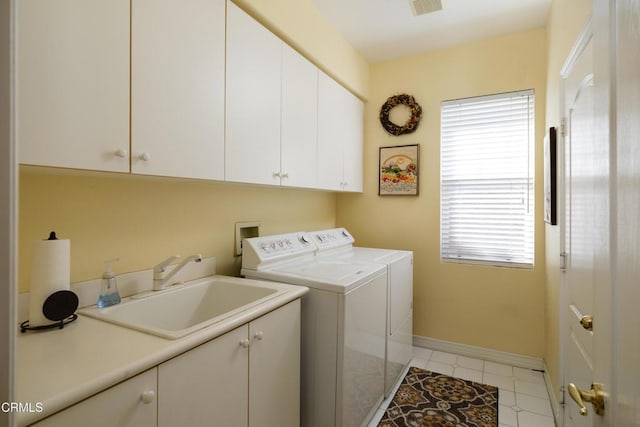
[79,276,288,339]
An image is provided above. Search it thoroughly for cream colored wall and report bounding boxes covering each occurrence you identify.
[18,168,336,292]
[337,29,548,357]
[543,0,592,395]
[233,0,370,100]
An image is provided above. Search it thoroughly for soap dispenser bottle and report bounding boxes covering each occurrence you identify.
[97,258,121,308]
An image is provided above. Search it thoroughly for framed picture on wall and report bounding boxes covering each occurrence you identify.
[379,144,419,196]
[544,126,557,225]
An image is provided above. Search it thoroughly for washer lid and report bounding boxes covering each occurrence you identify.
[317,246,412,265]
[282,260,383,282]
[244,259,386,294]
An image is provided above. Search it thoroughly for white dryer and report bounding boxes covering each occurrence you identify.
[309,228,413,397]
[241,232,387,427]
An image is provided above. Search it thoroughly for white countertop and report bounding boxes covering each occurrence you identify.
[16,276,308,426]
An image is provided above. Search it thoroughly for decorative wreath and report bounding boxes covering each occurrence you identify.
[379,94,423,136]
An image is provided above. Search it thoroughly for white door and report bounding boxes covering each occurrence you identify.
[561,18,611,427]
[613,0,640,424]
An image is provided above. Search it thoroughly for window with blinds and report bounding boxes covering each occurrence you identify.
[440,90,534,268]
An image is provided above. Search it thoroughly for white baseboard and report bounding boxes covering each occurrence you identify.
[413,335,545,371]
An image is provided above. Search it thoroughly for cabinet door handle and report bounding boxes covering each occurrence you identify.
[114,149,128,158]
[281,172,289,178]
[272,171,281,178]
[138,152,150,162]
[253,331,264,341]
[239,338,250,348]
[140,390,156,404]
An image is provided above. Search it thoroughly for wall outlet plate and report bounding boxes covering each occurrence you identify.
[235,221,260,256]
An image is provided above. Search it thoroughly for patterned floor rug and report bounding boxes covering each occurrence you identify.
[378,367,499,427]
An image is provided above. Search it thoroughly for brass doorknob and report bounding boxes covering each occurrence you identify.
[568,382,605,416]
[580,315,593,331]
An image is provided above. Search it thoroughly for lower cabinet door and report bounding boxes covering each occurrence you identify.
[249,300,301,427]
[158,325,249,427]
[32,368,157,427]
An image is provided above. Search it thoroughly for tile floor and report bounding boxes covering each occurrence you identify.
[367,347,556,427]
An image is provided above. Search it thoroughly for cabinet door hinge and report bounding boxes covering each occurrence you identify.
[560,252,568,272]
[560,117,567,137]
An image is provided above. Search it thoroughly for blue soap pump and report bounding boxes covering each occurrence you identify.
[97,258,122,308]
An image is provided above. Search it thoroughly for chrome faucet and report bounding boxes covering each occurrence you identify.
[153,254,203,291]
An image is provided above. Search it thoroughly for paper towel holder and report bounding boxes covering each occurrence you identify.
[20,290,79,333]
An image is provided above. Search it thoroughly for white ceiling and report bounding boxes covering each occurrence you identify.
[311,0,552,63]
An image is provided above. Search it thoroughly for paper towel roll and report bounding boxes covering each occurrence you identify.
[29,237,70,327]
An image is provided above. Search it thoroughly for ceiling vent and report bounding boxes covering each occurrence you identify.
[410,0,443,16]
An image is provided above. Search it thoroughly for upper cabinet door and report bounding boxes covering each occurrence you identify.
[132,0,225,180]
[17,0,130,172]
[317,72,347,191]
[281,45,318,189]
[341,90,364,192]
[317,72,364,192]
[226,2,282,185]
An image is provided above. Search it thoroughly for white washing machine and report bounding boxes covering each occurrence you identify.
[241,232,387,427]
[308,228,413,398]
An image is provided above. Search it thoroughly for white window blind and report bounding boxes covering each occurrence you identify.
[440,90,534,268]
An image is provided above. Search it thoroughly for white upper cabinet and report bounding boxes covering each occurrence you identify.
[132,0,225,180]
[281,44,319,189]
[318,72,364,192]
[341,89,364,192]
[17,0,362,191]
[17,0,130,172]
[317,72,345,191]
[225,2,282,185]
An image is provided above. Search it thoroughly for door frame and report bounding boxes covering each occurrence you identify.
[557,16,593,425]
[0,0,16,426]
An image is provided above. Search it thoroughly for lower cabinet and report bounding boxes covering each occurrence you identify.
[30,300,301,427]
[158,325,248,427]
[249,299,301,426]
[159,299,301,427]
[32,368,158,427]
